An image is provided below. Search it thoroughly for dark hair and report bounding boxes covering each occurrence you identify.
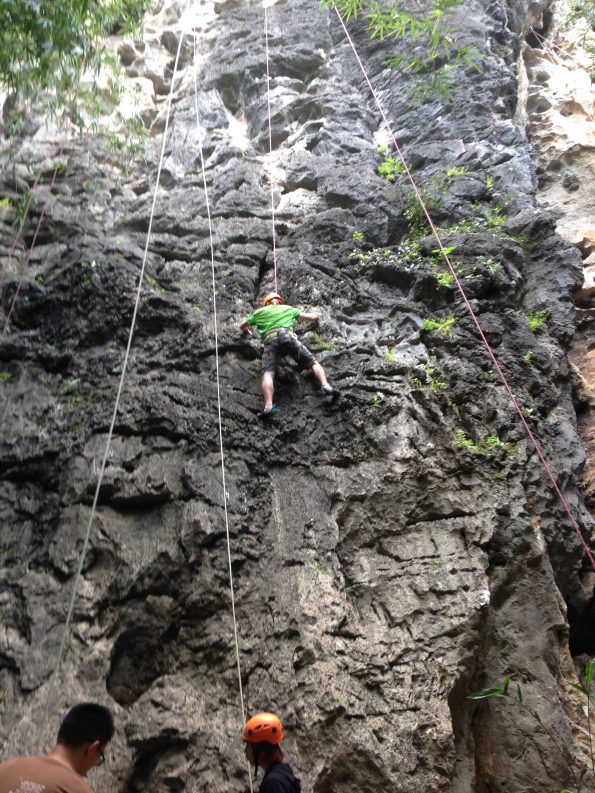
[252,741,283,778]
[57,703,114,748]
[254,742,282,758]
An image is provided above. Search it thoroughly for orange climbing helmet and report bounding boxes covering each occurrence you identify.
[262,292,284,306]
[243,712,284,745]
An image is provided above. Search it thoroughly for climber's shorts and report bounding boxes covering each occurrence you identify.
[261,328,316,373]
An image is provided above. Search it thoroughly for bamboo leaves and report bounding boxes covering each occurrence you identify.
[324,0,482,105]
[0,0,150,130]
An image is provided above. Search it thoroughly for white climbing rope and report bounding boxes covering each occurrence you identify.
[264,1,279,292]
[39,21,190,747]
[191,32,254,793]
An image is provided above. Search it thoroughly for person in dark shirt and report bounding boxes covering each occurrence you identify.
[0,702,114,793]
[243,712,301,793]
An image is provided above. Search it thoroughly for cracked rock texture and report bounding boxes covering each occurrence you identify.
[1,0,594,791]
[520,0,595,528]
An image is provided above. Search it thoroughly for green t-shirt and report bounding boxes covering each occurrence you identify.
[245,305,301,338]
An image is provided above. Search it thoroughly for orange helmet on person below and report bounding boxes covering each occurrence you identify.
[262,292,284,306]
[243,712,284,745]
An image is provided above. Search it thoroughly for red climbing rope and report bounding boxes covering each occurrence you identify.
[333,8,595,570]
[7,159,45,258]
[264,3,279,293]
[1,155,65,345]
[1,61,88,344]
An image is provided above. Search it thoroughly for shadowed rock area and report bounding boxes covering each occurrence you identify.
[1,0,594,791]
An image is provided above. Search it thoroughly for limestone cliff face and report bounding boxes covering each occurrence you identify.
[519,0,595,527]
[0,1,594,792]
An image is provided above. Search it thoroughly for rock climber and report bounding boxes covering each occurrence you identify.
[243,712,301,793]
[240,292,339,419]
[0,703,114,793]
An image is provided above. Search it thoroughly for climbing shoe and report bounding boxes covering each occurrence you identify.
[258,405,279,420]
[320,385,340,399]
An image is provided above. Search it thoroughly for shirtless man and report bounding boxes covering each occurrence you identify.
[0,703,114,793]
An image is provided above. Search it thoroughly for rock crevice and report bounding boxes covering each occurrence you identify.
[1,0,594,791]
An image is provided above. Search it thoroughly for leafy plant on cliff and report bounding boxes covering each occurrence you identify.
[403,168,469,237]
[0,191,37,231]
[455,429,517,457]
[349,236,490,291]
[407,190,528,250]
[423,315,456,335]
[408,355,447,392]
[446,165,467,178]
[146,275,164,293]
[322,0,482,105]
[0,0,150,167]
[527,308,550,333]
[310,332,334,351]
[469,664,595,793]
[350,241,431,283]
[378,154,406,181]
[0,1,149,107]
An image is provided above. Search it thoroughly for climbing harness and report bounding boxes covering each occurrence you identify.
[333,7,595,570]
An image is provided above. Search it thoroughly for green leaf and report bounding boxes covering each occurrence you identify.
[569,682,588,695]
[334,0,479,107]
[585,657,593,689]
[516,685,523,704]
[366,10,391,41]
[502,676,510,695]
[432,245,457,256]
[322,0,362,21]
[0,0,149,125]
[468,687,507,700]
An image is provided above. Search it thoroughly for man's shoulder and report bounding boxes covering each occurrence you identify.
[246,306,270,322]
[0,756,40,774]
[0,756,94,793]
[249,304,298,319]
[259,764,300,793]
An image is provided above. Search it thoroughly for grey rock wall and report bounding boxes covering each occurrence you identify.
[1,0,593,791]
